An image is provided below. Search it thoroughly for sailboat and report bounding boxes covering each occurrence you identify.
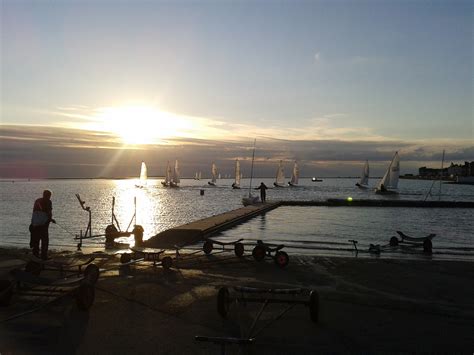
[170,159,180,188]
[194,171,201,180]
[356,160,370,189]
[208,162,218,186]
[161,161,172,187]
[375,152,400,195]
[242,139,260,206]
[232,159,241,189]
[288,161,300,187]
[273,160,286,187]
[135,161,148,188]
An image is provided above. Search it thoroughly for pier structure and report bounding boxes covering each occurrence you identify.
[145,199,474,248]
[145,202,280,248]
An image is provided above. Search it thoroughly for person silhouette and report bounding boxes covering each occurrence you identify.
[255,182,268,203]
[29,190,56,260]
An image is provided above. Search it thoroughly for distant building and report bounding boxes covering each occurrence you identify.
[419,161,473,179]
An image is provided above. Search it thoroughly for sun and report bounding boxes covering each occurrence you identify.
[93,105,193,144]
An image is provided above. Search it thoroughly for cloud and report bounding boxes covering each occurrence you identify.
[1,125,472,178]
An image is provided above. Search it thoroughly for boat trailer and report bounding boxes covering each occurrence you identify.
[195,286,319,354]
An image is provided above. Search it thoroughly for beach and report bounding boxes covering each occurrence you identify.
[1,247,473,354]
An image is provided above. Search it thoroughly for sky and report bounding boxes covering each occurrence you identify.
[1,0,472,178]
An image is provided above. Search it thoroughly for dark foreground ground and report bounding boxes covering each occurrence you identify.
[0,248,473,354]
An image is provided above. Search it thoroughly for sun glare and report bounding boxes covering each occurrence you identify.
[93,106,193,144]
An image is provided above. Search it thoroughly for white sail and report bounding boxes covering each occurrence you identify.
[234,159,241,187]
[359,160,370,186]
[210,162,218,184]
[171,160,180,185]
[162,161,172,186]
[376,152,400,192]
[274,160,285,187]
[139,161,147,186]
[198,171,201,180]
[289,161,299,185]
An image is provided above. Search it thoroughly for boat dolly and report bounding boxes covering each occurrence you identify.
[195,286,319,354]
[251,240,289,268]
[74,194,144,250]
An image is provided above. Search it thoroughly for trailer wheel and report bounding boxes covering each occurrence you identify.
[423,239,432,253]
[217,287,230,318]
[274,251,289,268]
[25,261,42,276]
[234,242,244,257]
[389,236,399,247]
[76,283,95,310]
[0,280,13,307]
[252,245,266,261]
[84,264,100,284]
[120,253,132,264]
[161,256,172,270]
[203,240,213,255]
[309,290,319,323]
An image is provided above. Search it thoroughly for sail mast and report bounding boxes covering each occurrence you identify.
[438,149,445,201]
[248,139,256,197]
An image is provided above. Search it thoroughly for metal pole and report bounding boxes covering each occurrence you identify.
[438,149,445,201]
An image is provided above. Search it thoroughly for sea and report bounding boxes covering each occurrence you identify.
[1,177,473,261]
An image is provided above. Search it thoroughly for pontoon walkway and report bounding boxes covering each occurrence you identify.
[145,198,473,248]
[145,202,280,248]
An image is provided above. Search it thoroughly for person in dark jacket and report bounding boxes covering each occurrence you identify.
[30,190,55,260]
[255,182,268,203]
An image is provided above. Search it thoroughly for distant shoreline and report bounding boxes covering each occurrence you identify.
[1,176,366,181]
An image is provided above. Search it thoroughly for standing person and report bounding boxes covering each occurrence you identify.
[255,182,268,203]
[30,190,55,260]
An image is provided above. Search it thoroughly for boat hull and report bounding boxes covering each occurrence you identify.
[242,196,260,206]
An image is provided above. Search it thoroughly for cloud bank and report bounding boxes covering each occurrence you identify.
[1,125,472,179]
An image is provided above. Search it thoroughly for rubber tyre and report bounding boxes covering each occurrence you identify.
[76,283,95,310]
[203,240,213,255]
[389,236,399,247]
[105,224,118,236]
[309,290,319,323]
[423,239,433,253]
[25,261,42,276]
[252,245,266,262]
[217,287,230,319]
[120,253,132,264]
[84,264,100,284]
[274,251,289,268]
[161,256,172,270]
[234,242,244,257]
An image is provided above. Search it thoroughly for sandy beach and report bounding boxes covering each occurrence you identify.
[1,247,473,354]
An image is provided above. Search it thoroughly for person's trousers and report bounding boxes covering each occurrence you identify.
[30,225,49,260]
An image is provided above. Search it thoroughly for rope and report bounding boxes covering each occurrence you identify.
[53,222,77,237]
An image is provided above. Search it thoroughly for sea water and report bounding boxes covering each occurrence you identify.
[0,178,473,260]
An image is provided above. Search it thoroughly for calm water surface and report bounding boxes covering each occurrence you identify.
[1,178,473,260]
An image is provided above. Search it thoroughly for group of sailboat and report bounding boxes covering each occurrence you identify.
[355,152,400,195]
[161,160,180,188]
[273,161,300,187]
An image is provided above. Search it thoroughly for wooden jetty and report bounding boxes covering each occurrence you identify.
[145,202,280,248]
[283,199,474,208]
[145,198,473,248]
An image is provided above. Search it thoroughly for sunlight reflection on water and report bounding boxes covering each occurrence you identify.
[1,178,473,260]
